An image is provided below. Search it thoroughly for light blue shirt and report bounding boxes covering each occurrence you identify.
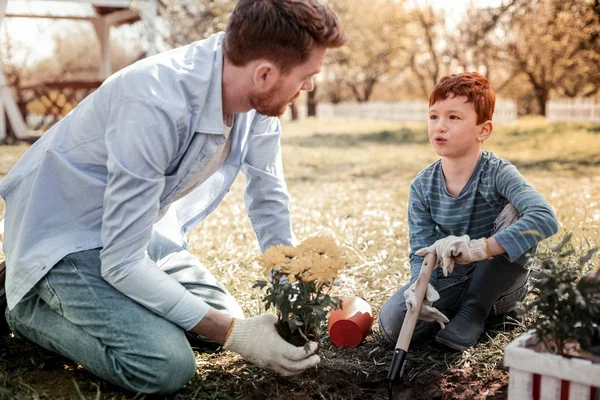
[0,33,295,330]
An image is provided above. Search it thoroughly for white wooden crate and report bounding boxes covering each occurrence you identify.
[504,332,600,400]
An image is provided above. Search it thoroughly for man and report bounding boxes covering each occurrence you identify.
[0,0,347,394]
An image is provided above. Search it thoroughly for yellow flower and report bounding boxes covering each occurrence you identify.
[282,258,307,277]
[298,237,341,258]
[260,244,296,271]
[259,237,346,290]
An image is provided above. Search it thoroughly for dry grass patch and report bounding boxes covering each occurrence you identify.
[0,117,599,399]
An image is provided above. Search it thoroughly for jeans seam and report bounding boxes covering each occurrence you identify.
[40,276,65,316]
[62,253,136,358]
[436,274,472,293]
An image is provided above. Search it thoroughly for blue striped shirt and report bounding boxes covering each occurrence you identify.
[408,150,559,280]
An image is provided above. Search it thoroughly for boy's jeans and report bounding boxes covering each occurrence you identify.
[378,254,529,346]
[6,231,244,394]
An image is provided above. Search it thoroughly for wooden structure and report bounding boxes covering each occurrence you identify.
[0,0,158,142]
[504,332,600,400]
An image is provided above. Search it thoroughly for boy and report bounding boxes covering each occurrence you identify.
[378,72,559,350]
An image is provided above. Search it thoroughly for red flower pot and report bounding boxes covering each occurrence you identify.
[328,296,374,347]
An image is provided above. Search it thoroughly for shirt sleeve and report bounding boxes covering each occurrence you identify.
[492,161,559,261]
[100,100,211,331]
[240,114,296,252]
[408,180,438,284]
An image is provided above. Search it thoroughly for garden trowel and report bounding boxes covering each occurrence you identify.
[386,252,436,399]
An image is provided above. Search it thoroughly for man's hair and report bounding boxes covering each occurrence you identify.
[223,0,348,73]
[429,72,496,125]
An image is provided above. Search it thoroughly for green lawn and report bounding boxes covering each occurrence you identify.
[0,117,599,399]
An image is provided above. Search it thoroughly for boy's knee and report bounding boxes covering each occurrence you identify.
[377,298,407,345]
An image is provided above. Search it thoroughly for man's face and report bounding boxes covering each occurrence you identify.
[428,94,487,159]
[250,46,326,117]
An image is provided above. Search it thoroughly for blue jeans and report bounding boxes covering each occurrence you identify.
[6,231,244,394]
[378,254,529,346]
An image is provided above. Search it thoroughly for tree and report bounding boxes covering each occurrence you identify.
[405,1,520,99]
[1,25,33,120]
[504,0,600,114]
[324,0,410,102]
[405,5,446,99]
[28,25,141,82]
[157,0,233,48]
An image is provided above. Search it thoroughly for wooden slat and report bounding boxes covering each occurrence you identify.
[4,13,96,20]
[540,376,561,400]
[504,332,600,387]
[21,80,102,91]
[2,91,28,139]
[0,96,5,143]
[11,0,135,8]
[569,382,590,400]
[508,369,533,400]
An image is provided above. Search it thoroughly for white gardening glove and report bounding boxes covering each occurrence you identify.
[223,313,320,376]
[403,282,449,328]
[415,235,489,276]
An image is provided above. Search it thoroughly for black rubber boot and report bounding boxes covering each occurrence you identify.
[435,257,527,350]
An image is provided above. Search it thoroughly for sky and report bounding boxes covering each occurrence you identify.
[1,0,504,64]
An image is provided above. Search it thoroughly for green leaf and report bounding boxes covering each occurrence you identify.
[252,280,268,289]
[579,247,599,267]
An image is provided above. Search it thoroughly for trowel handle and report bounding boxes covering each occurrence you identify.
[394,252,437,352]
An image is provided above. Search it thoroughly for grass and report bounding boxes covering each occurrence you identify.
[0,116,599,399]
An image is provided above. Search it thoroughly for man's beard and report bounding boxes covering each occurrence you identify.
[250,88,300,117]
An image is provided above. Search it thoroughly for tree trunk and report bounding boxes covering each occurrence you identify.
[307,83,318,117]
[535,87,549,116]
[289,101,299,120]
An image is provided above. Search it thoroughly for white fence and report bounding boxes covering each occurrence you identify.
[283,99,518,124]
[546,98,600,123]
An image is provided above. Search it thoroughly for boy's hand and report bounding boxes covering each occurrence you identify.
[415,235,489,276]
[403,282,449,328]
[224,314,321,376]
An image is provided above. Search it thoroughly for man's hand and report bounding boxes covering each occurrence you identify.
[224,314,320,376]
[415,235,489,276]
[403,282,449,328]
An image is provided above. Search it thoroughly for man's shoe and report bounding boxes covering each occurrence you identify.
[0,261,10,336]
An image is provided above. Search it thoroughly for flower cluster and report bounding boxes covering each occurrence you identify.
[254,236,345,348]
[261,237,344,289]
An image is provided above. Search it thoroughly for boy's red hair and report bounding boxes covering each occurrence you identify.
[429,72,496,125]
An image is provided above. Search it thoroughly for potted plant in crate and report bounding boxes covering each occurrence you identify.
[253,236,344,350]
[504,233,600,399]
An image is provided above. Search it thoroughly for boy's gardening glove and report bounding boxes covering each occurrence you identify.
[224,313,320,376]
[404,282,449,328]
[415,235,490,276]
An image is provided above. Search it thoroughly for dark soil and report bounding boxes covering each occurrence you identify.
[276,321,319,348]
[0,328,512,400]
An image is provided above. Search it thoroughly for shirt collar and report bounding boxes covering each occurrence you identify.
[193,35,227,135]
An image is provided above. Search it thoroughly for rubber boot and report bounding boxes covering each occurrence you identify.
[435,257,527,350]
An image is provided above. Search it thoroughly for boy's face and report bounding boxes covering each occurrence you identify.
[428,94,492,160]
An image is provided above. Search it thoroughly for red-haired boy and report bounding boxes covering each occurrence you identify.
[378,72,559,350]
